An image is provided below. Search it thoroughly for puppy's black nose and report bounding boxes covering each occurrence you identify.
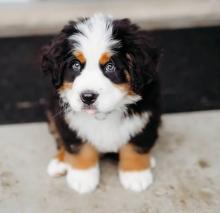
[80,90,99,105]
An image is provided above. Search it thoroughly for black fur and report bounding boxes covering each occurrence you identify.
[112,19,161,153]
[41,22,86,153]
[48,94,83,153]
[100,58,128,84]
[112,19,159,93]
[41,17,161,154]
[41,21,80,88]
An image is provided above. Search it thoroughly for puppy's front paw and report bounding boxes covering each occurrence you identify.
[66,165,100,194]
[119,169,153,192]
[47,159,68,177]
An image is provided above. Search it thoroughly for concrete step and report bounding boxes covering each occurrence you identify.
[0,0,220,37]
[0,110,220,213]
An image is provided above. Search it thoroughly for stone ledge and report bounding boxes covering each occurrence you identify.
[0,0,220,37]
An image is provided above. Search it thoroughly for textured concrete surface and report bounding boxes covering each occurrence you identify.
[0,111,220,213]
[0,0,220,37]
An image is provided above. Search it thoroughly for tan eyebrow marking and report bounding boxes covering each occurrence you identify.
[99,52,111,65]
[74,51,86,64]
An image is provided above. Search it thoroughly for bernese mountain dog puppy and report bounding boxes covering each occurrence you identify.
[41,14,161,194]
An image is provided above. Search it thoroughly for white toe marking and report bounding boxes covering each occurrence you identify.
[47,159,68,177]
[66,164,100,194]
[150,157,156,168]
[119,169,153,192]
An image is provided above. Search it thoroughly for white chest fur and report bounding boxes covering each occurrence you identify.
[65,111,149,153]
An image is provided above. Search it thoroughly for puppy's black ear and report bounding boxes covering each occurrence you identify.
[41,21,76,88]
[113,19,160,94]
[128,32,160,94]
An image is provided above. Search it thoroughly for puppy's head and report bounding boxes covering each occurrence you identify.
[41,14,159,115]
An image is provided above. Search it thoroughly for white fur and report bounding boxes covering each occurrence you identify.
[47,159,68,177]
[60,14,139,114]
[66,164,100,194]
[60,14,145,153]
[69,14,119,61]
[48,159,100,194]
[60,63,138,113]
[48,14,155,193]
[119,169,153,192]
[66,111,150,153]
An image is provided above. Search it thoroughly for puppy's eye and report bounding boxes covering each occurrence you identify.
[104,62,116,73]
[72,60,81,72]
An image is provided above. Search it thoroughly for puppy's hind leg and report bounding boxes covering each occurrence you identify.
[119,144,153,192]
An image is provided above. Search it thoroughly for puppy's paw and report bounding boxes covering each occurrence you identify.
[47,159,68,177]
[66,165,100,194]
[119,169,153,192]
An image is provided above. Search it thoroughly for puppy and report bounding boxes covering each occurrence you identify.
[41,14,161,194]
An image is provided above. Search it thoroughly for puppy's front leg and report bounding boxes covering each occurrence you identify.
[46,109,100,194]
[119,143,153,192]
[48,143,100,194]
[65,143,100,194]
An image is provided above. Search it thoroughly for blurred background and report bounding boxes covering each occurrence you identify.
[0,0,220,124]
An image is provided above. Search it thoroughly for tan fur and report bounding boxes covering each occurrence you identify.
[99,52,111,65]
[57,144,99,170]
[113,70,135,96]
[119,143,150,171]
[74,51,86,63]
[47,111,99,169]
[125,70,131,82]
[56,147,65,161]
[58,82,73,91]
[114,83,135,96]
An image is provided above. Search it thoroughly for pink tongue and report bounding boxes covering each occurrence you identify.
[85,109,96,115]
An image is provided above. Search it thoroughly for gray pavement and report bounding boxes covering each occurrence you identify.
[0,111,220,213]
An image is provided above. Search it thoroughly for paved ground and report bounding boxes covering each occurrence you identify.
[0,110,220,213]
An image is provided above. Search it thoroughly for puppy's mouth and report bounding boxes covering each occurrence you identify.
[82,105,97,115]
[82,105,114,120]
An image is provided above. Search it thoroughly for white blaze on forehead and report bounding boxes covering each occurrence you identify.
[69,14,119,59]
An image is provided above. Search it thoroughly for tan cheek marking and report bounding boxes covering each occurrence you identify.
[74,51,86,64]
[114,83,135,96]
[114,71,135,96]
[99,52,111,65]
[119,143,151,171]
[56,143,99,169]
[58,82,73,91]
